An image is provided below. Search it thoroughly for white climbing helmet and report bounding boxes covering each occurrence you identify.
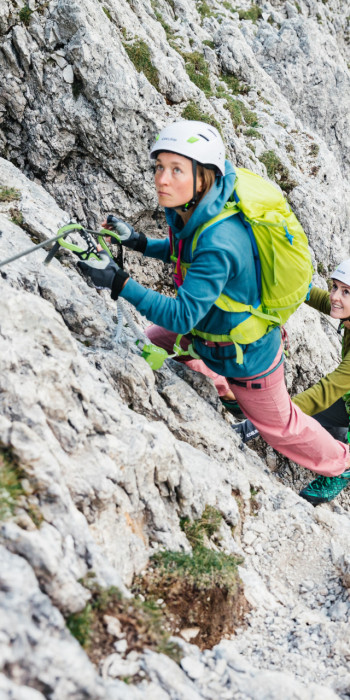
[150,120,226,176]
[331,259,350,287]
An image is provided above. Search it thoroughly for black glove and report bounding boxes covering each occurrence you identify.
[106,215,147,253]
[78,251,129,300]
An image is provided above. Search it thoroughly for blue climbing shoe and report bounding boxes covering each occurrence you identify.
[299,470,350,505]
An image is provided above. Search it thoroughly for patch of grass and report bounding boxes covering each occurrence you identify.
[221,72,249,95]
[295,2,302,12]
[182,51,212,96]
[102,6,112,20]
[317,261,325,275]
[223,1,233,9]
[66,604,93,647]
[10,209,24,226]
[238,4,262,22]
[0,448,25,521]
[258,150,297,193]
[0,186,21,202]
[181,101,221,133]
[132,506,246,650]
[123,39,160,91]
[203,39,215,48]
[67,578,182,665]
[309,143,319,157]
[0,447,43,526]
[19,4,33,25]
[224,97,259,129]
[244,127,261,138]
[197,0,213,19]
[260,95,272,106]
[286,142,295,153]
[155,505,240,592]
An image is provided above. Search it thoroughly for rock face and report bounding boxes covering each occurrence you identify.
[0,0,350,698]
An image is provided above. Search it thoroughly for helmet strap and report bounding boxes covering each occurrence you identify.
[180,160,199,212]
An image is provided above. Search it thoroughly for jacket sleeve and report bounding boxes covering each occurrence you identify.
[144,237,171,263]
[293,288,349,415]
[305,286,331,315]
[120,231,233,334]
[292,351,350,415]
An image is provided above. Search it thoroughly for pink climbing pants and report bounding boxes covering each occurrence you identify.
[227,348,349,477]
[145,325,231,397]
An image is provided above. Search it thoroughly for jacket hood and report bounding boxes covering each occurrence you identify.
[164,160,236,240]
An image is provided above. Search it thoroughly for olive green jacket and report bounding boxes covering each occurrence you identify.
[292,287,350,416]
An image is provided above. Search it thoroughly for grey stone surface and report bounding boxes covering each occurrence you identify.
[0,0,350,698]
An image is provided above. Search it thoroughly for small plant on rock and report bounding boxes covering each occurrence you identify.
[181,101,221,133]
[66,577,182,665]
[0,186,21,202]
[197,0,212,19]
[132,506,247,649]
[238,4,262,22]
[182,51,212,96]
[19,4,33,25]
[123,38,160,92]
[258,150,297,194]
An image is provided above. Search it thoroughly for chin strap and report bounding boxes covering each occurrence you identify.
[180,160,199,212]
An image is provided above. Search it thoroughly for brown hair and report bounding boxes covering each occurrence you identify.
[181,165,216,224]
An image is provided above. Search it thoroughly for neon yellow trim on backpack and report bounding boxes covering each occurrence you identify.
[170,167,313,363]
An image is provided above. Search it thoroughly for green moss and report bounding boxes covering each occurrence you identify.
[258,150,297,193]
[0,186,21,202]
[181,101,221,133]
[317,262,325,275]
[295,2,302,12]
[19,5,33,25]
[238,4,262,21]
[223,1,233,9]
[182,51,212,96]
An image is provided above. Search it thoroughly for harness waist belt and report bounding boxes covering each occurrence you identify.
[227,353,285,386]
[196,339,235,347]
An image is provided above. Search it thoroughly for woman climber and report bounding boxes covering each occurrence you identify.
[77,119,350,504]
[235,259,350,505]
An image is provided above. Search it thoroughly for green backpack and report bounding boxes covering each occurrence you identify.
[170,167,314,364]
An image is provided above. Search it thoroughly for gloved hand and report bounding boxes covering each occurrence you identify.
[78,251,129,300]
[105,215,147,253]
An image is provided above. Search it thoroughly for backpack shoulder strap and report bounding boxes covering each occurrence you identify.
[191,201,239,257]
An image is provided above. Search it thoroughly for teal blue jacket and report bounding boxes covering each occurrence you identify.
[121,161,280,378]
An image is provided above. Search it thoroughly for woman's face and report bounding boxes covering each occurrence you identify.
[154,152,202,209]
[329,278,350,319]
